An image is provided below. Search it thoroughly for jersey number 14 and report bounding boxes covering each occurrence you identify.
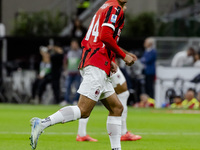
[85,15,100,42]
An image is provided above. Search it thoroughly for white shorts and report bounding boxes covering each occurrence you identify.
[110,67,126,88]
[77,66,115,102]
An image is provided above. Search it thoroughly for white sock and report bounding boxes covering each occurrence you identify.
[117,91,129,135]
[78,118,89,137]
[41,106,81,130]
[107,116,122,150]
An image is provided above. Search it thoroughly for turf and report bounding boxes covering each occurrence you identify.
[0,104,200,150]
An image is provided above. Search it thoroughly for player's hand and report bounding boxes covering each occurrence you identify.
[123,54,135,66]
[110,61,118,74]
[128,52,137,61]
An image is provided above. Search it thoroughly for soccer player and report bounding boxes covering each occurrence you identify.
[76,65,142,142]
[30,0,136,149]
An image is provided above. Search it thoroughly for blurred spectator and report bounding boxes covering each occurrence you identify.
[170,96,182,108]
[197,91,200,102]
[134,94,155,108]
[171,47,195,67]
[62,39,82,105]
[48,45,64,104]
[119,55,145,104]
[141,37,157,98]
[71,18,87,43]
[117,58,133,90]
[194,51,200,67]
[31,46,51,103]
[182,88,199,109]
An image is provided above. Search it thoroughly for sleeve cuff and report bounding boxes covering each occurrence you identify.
[102,23,115,31]
[121,51,126,59]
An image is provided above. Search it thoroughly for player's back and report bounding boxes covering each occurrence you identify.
[79,0,124,75]
[81,0,122,49]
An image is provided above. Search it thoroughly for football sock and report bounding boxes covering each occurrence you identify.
[117,91,129,135]
[41,106,81,130]
[107,116,121,150]
[78,118,89,137]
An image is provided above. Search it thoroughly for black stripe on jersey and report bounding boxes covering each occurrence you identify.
[104,6,113,23]
[81,48,91,68]
[89,48,100,59]
[111,53,115,61]
[112,6,121,26]
[113,15,125,39]
[78,46,85,69]
[107,49,111,59]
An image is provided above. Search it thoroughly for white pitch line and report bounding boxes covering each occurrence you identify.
[1,131,200,135]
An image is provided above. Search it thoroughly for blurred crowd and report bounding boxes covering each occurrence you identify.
[171,47,200,67]
[31,45,63,104]
[169,88,200,109]
[29,34,158,107]
[1,15,200,109]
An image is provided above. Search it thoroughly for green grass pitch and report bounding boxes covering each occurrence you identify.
[0,104,200,150]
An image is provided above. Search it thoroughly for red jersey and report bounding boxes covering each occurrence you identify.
[79,0,125,75]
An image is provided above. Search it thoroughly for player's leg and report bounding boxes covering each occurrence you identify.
[38,95,96,129]
[111,67,142,141]
[30,95,96,149]
[41,95,96,127]
[101,93,123,150]
[76,66,102,142]
[117,90,129,135]
[77,118,89,138]
[118,90,141,141]
[76,118,98,142]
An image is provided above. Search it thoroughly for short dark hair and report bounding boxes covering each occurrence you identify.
[71,38,79,43]
[187,88,196,94]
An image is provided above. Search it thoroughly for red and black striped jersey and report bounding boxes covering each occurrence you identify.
[79,0,125,75]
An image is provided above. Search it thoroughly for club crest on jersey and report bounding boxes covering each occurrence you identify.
[111,14,117,23]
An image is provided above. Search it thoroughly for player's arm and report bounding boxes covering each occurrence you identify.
[99,26,134,66]
[120,47,138,62]
[99,5,134,66]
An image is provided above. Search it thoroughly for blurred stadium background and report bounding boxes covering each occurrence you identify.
[0,0,200,106]
[0,0,200,149]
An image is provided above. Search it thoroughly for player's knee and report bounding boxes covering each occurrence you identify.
[118,104,124,115]
[112,103,124,116]
[123,105,127,114]
[79,108,91,118]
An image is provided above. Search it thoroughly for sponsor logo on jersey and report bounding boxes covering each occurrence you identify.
[111,14,117,23]
[114,7,120,12]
